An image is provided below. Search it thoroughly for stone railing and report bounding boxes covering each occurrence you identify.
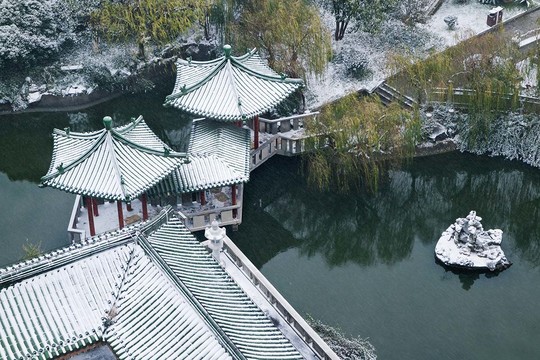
[180,202,243,231]
[429,87,540,111]
[250,112,319,164]
[221,235,340,360]
[67,195,86,243]
[250,134,281,170]
[259,112,319,135]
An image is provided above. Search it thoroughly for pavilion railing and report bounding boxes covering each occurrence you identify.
[178,187,243,231]
[221,235,340,360]
[179,204,242,231]
[250,112,319,165]
[67,195,86,243]
[258,111,318,135]
[250,134,281,170]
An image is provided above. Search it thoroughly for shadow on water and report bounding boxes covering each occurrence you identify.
[233,152,540,269]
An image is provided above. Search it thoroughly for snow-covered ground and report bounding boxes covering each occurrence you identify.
[305,0,530,109]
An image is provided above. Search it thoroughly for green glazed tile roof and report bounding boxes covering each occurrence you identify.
[164,46,303,121]
[0,243,232,360]
[40,116,188,201]
[147,216,304,360]
[0,208,307,359]
[150,119,250,194]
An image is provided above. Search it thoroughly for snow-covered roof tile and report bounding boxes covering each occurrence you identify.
[164,45,303,121]
[0,208,307,359]
[40,116,188,201]
[147,215,304,360]
[150,119,250,194]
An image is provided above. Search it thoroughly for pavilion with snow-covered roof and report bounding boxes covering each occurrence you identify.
[164,44,304,149]
[150,118,251,230]
[40,115,187,236]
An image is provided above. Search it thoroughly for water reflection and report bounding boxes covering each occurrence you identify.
[235,153,540,269]
[0,85,193,183]
[0,84,194,267]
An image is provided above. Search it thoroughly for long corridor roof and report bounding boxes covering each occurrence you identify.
[150,119,250,194]
[0,208,305,359]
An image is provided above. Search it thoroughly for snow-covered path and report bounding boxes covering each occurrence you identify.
[306,1,533,109]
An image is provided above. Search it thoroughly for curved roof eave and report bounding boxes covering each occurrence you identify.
[165,46,304,121]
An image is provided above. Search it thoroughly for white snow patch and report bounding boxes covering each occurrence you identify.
[305,2,528,109]
[420,1,523,45]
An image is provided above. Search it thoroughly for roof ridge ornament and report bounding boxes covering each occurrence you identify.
[103,116,113,130]
[223,44,232,59]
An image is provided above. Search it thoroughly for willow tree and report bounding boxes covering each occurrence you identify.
[91,0,205,58]
[388,31,523,145]
[304,95,421,192]
[231,0,332,78]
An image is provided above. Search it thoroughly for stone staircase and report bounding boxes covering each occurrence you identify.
[373,82,417,110]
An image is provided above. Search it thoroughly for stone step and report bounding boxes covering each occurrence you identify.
[374,82,417,110]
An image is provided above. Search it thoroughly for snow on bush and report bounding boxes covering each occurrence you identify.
[375,19,442,53]
[422,104,540,169]
[308,316,377,360]
[392,0,431,25]
[0,0,76,69]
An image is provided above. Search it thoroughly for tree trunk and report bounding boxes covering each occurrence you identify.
[138,41,145,59]
[204,13,211,40]
[335,19,349,41]
[338,20,349,40]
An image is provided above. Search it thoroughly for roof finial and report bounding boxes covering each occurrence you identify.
[103,116,113,130]
[223,44,232,59]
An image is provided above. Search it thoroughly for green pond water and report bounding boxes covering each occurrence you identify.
[1,89,540,360]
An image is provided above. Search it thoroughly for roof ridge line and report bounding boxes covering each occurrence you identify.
[102,243,138,339]
[224,61,244,119]
[111,129,186,158]
[105,131,128,200]
[231,55,304,84]
[114,115,144,135]
[40,131,108,183]
[0,209,172,285]
[165,59,227,102]
[138,229,247,360]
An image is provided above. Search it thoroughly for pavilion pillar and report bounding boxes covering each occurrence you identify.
[127,202,133,212]
[253,115,259,149]
[85,197,96,237]
[141,194,148,221]
[232,184,237,218]
[200,191,206,206]
[117,200,124,229]
[92,198,99,217]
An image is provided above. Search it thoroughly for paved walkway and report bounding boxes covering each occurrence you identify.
[498,5,540,38]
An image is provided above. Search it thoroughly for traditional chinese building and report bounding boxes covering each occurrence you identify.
[40,115,188,236]
[150,118,250,231]
[0,207,337,359]
[164,44,304,149]
[160,45,304,230]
